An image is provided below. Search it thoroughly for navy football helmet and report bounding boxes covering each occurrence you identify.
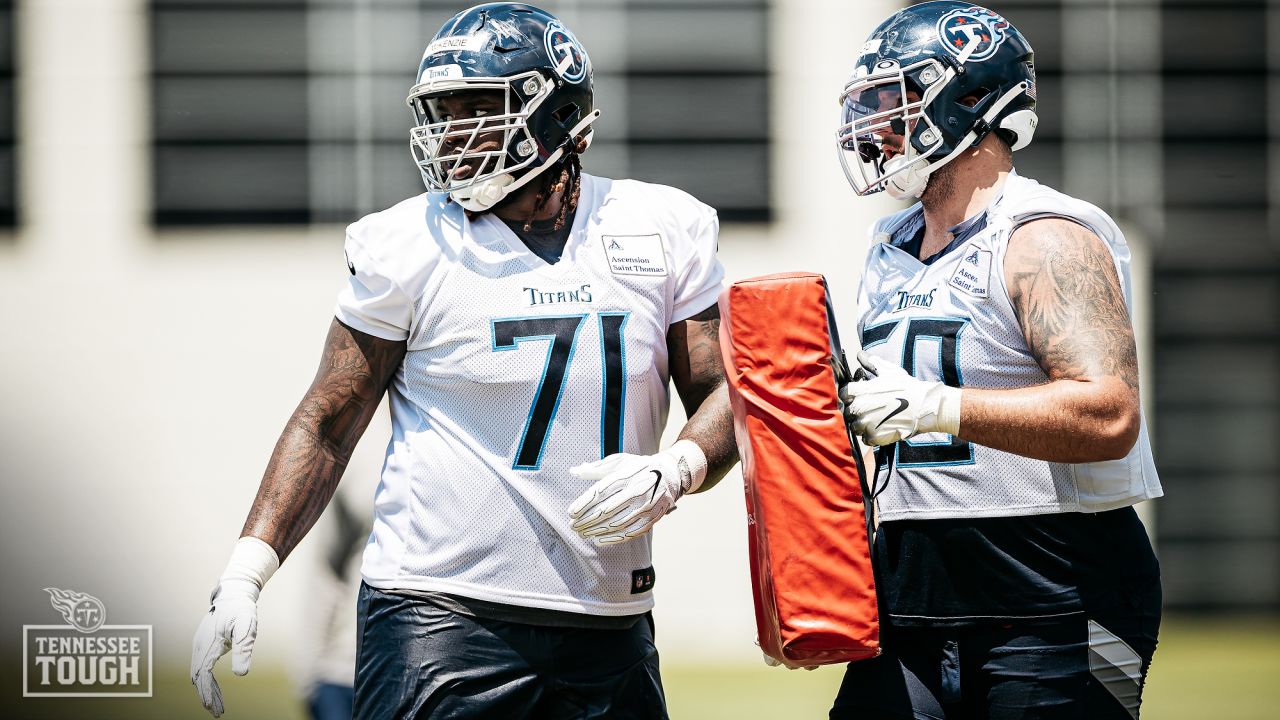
[407,3,598,211]
[837,1,1038,199]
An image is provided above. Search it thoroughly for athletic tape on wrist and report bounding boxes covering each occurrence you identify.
[936,386,962,437]
[219,536,281,593]
[670,439,709,494]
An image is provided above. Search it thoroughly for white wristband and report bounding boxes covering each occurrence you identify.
[935,386,962,437]
[670,439,709,495]
[217,536,280,598]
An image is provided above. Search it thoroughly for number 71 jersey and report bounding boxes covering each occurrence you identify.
[855,173,1161,523]
[334,174,723,615]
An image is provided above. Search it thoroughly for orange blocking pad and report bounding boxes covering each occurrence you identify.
[718,272,879,668]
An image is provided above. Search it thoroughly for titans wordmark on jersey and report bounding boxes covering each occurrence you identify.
[334,174,723,616]
[856,172,1162,523]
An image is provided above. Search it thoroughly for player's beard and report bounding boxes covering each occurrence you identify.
[920,156,960,207]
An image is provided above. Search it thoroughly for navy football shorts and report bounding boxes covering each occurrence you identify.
[829,594,1161,719]
[353,583,667,720]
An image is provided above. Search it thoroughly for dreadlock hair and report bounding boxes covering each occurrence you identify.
[521,135,588,232]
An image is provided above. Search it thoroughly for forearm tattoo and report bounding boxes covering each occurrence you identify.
[241,320,405,561]
[669,304,739,489]
[1006,221,1140,393]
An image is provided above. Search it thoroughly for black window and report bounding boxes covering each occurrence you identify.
[0,0,16,226]
[150,0,770,226]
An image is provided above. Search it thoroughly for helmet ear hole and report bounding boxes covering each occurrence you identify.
[552,103,579,126]
[956,88,991,109]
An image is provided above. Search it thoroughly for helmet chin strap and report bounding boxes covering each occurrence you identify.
[451,174,514,212]
[884,156,931,200]
[882,82,1032,201]
[449,110,601,213]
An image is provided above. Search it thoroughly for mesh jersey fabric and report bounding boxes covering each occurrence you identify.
[335,173,723,615]
[855,170,1163,522]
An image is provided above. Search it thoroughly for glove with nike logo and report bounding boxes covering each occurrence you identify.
[841,351,962,446]
[568,440,708,546]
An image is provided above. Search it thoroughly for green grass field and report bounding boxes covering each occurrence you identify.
[664,616,1280,719]
[6,615,1277,719]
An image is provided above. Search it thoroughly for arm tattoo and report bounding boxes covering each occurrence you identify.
[1006,220,1139,393]
[669,304,725,413]
[241,319,406,561]
[668,304,739,491]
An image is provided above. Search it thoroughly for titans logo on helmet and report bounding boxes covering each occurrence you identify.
[936,7,1010,63]
[544,20,588,83]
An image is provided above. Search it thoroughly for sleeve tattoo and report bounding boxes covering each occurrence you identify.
[1005,219,1139,394]
[241,319,406,561]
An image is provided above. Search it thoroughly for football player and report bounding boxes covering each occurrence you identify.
[832,2,1163,718]
[190,4,737,718]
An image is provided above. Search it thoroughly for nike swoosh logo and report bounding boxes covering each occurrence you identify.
[876,398,909,429]
[648,470,662,502]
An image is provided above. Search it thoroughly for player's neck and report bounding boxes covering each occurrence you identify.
[490,180,566,224]
[918,143,1010,259]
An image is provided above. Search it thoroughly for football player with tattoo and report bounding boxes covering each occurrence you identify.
[832,3,1163,718]
[189,4,737,718]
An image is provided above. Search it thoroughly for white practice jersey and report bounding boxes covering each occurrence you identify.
[335,174,722,616]
[856,171,1162,522]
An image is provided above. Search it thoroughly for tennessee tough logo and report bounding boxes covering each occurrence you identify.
[937,6,1010,63]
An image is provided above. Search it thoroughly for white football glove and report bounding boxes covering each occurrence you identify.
[568,439,708,546]
[842,351,962,446]
[191,537,279,718]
